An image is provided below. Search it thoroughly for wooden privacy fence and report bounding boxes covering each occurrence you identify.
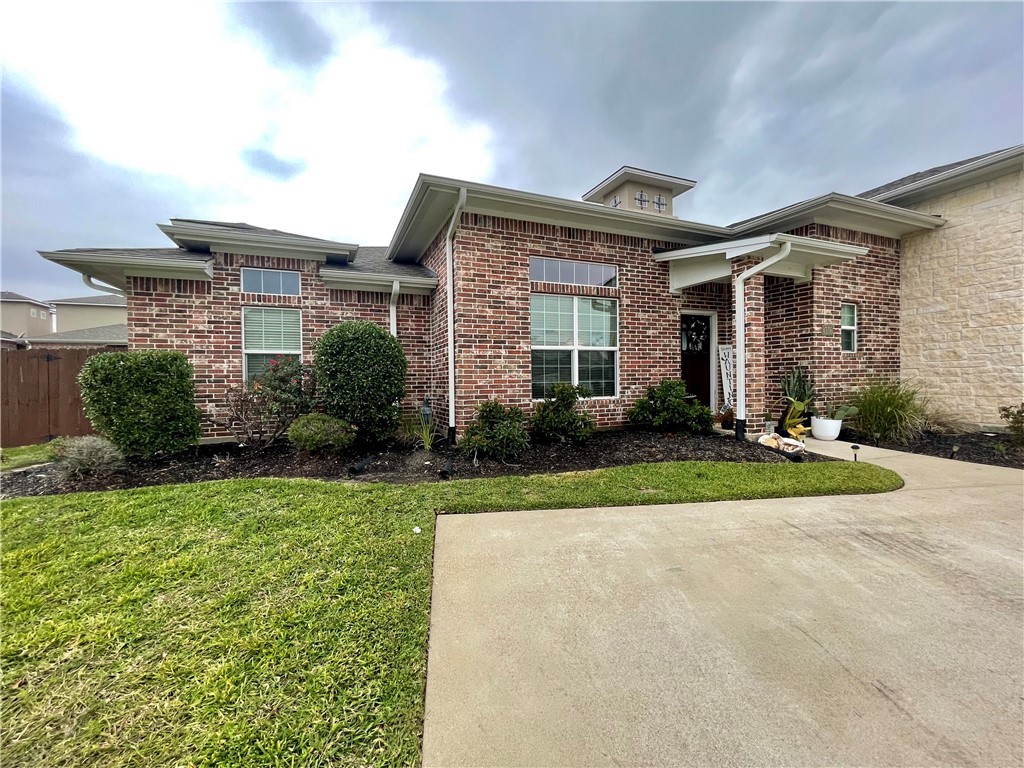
[1,348,100,447]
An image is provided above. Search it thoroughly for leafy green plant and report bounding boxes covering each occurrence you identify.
[78,350,201,457]
[253,357,317,426]
[530,383,595,444]
[998,402,1024,445]
[315,321,407,445]
[780,397,811,441]
[288,413,356,453]
[627,380,714,435]
[817,402,860,421]
[459,399,530,461]
[848,379,929,444]
[51,435,124,481]
[399,402,442,451]
[780,366,817,405]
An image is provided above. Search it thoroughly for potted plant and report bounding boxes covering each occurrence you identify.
[719,407,735,430]
[810,402,859,441]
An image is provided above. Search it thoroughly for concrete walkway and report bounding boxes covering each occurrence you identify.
[422,446,1023,767]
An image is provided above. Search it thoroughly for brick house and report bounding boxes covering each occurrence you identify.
[40,145,1022,438]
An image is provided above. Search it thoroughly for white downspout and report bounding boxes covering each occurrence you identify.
[733,240,792,439]
[82,274,126,298]
[445,188,467,442]
[389,280,400,336]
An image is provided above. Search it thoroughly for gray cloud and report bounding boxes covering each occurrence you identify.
[229,2,335,70]
[1,80,221,301]
[241,147,308,180]
[367,2,1022,223]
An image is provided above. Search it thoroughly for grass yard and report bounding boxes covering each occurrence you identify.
[0,443,55,472]
[2,461,901,767]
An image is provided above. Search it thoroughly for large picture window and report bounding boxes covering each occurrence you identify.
[241,268,301,296]
[242,307,302,380]
[531,295,618,398]
[840,303,857,352]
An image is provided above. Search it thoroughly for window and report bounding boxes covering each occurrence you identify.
[528,257,617,288]
[531,295,618,398]
[241,268,300,296]
[30,308,37,317]
[840,303,857,352]
[242,307,302,379]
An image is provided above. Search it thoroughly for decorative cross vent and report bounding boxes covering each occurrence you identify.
[654,194,667,212]
[634,190,649,209]
[611,195,621,208]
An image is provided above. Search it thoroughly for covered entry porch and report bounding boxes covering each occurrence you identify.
[657,233,867,434]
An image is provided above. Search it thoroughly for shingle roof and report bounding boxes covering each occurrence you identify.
[169,219,348,247]
[28,324,128,344]
[857,147,1013,200]
[49,294,127,306]
[0,330,28,342]
[348,246,437,279]
[0,291,51,305]
[52,247,211,262]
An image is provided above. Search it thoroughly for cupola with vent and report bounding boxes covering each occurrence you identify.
[582,166,696,217]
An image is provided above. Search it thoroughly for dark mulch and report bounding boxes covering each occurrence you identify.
[1,429,831,500]
[842,428,1024,470]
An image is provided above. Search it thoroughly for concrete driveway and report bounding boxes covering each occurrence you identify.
[423,450,1023,767]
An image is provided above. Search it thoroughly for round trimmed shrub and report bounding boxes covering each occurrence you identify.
[627,379,714,435]
[288,413,356,453]
[459,399,530,461]
[78,350,201,457]
[314,321,407,445]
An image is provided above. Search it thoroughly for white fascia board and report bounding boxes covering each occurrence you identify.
[868,146,1024,203]
[50,300,125,307]
[729,193,946,237]
[158,223,358,261]
[386,175,730,262]
[320,268,437,295]
[0,296,55,310]
[40,251,214,287]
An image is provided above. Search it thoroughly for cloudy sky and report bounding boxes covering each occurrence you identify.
[2,1,1021,300]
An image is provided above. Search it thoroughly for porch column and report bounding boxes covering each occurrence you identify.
[732,257,768,434]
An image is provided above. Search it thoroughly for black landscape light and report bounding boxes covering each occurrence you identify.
[420,397,432,425]
[851,444,860,461]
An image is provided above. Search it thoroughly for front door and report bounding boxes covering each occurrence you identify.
[680,314,712,406]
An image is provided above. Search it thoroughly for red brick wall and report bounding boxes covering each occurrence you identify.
[449,214,695,430]
[127,252,431,437]
[761,224,901,417]
[421,230,451,432]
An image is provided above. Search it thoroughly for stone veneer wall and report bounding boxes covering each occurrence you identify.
[761,225,902,423]
[127,251,431,438]
[449,213,724,431]
[899,169,1023,425]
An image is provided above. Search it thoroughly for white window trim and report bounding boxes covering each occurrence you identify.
[840,302,857,353]
[529,256,618,288]
[531,295,619,400]
[241,306,304,380]
[241,267,302,297]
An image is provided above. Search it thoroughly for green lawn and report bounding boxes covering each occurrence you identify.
[0,443,55,472]
[2,461,901,767]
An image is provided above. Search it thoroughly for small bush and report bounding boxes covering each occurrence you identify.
[460,400,530,461]
[254,357,317,426]
[780,365,817,405]
[998,402,1024,444]
[78,350,201,457]
[315,321,407,445]
[849,379,928,444]
[52,436,124,482]
[210,384,290,448]
[530,384,595,444]
[627,380,714,435]
[288,413,356,453]
[399,403,442,451]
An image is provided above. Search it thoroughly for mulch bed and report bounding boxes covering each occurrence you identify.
[841,428,1024,470]
[1,429,831,500]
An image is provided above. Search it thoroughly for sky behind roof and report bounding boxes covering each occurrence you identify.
[2,1,1021,300]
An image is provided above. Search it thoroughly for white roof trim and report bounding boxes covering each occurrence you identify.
[159,221,359,262]
[656,233,867,293]
[866,145,1024,203]
[319,268,437,295]
[39,250,213,290]
[582,166,697,202]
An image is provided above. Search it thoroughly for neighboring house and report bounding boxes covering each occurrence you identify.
[40,146,1023,438]
[0,291,53,337]
[50,294,128,334]
[25,324,128,349]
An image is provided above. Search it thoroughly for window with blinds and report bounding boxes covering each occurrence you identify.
[242,307,302,380]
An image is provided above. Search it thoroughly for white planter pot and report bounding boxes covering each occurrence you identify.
[810,417,842,441]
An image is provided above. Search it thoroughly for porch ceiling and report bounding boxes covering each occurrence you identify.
[653,233,867,292]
